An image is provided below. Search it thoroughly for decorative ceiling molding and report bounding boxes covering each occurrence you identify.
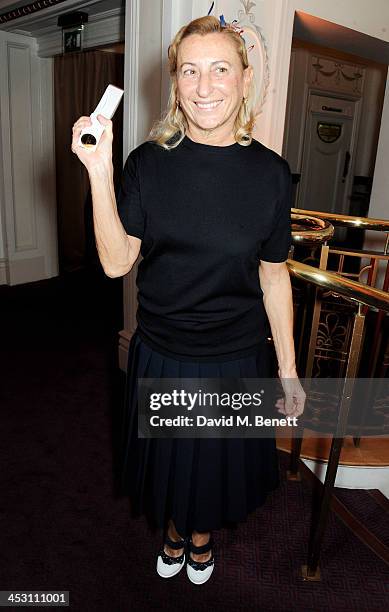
[0,0,67,25]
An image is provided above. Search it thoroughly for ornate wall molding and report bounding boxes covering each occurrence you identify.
[310,55,365,96]
[231,0,271,117]
[214,0,270,116]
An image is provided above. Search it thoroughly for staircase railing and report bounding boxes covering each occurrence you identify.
[285,213,389,580]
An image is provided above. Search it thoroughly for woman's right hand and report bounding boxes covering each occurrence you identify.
[71,114,113,171]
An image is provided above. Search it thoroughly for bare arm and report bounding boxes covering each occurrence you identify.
[71,115,140,277]
[88,162,141,277]
[258,260,296,377]
[259,260,305,417]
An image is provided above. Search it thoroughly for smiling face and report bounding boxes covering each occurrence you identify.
[176,32,253,145]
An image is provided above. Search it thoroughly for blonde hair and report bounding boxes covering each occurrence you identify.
[148,15,257,150]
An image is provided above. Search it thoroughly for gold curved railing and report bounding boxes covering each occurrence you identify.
[291,213,334,244]
[292,208,389,259]
[292,208,389,232]
[286,259,389,313]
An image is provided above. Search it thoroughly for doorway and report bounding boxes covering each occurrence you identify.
[298,93,358,241]
[54,45,124,275]
[283,36,387,247]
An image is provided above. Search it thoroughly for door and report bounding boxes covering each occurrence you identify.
[298,94,357,242]
[0,30,57,285]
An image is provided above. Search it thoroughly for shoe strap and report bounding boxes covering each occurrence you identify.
[189,536,214,555]
[164,534,186,550]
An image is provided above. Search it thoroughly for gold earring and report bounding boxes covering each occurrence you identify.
[174,99,180,120]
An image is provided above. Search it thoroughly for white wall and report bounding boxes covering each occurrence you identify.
[364,73,389,256]
[354,65,387,177]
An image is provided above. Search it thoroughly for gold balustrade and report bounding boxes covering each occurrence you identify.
[283,211,389,581]
[286,258,389,313]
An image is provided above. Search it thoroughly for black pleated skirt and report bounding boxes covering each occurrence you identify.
[119,329,280,537]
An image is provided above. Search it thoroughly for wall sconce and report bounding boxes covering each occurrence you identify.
[57,12,89,54]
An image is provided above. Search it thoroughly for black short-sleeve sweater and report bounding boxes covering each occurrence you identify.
[116,134,292,362]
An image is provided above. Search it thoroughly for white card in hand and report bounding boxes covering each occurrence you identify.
[78,84,124,152]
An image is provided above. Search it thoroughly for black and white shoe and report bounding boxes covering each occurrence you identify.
[186,535,214,585]
[156,534,187,578]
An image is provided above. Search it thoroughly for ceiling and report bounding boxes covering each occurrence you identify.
[294,10,389,65]
[0,0,121,11]
[0,0,29,9]
[0,0,124,34]
[1,2,388,64]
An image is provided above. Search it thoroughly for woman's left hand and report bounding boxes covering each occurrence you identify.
[275,373,306,418]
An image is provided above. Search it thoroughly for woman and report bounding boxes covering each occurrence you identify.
[72,15,305,586]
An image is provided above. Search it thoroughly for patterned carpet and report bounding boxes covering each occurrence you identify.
[1,270,388,612]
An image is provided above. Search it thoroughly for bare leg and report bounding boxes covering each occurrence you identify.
[190,530,212,563]
[164,519,185,558]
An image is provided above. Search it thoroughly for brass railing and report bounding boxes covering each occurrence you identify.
[287,258,389,312]
[292,208,389,255]
[284,214,389,581]
[291,213,334,244]
[292,207,389,233]
[290,212,389,379]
